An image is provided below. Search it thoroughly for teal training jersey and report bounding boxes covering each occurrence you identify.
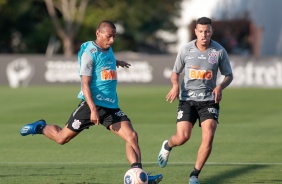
[77,41,118,108]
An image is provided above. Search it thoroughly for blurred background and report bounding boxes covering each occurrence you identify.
[1,0,282,88]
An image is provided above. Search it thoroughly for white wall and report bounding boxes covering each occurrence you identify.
[171,0,282,56]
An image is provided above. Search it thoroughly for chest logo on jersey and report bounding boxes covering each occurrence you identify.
[101,69,117,80]
[189,69,212,80]
[208,53,218,64]
[198,55,206,59]
[189,48,196,52]
[90,48,97,53]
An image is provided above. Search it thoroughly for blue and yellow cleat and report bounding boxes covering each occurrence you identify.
[20,119,46,136]
[148,173,163,184]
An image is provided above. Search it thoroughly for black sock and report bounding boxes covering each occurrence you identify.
[35,124,45,134]
[131,163,142,169]
[164,142,172,151]
[190,167,201,177]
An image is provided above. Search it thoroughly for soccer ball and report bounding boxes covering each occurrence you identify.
[124,168,148,184]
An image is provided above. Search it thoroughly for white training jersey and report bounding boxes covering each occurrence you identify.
[173,39,232,101]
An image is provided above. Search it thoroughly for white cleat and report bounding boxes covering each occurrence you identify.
[189,176,200,184]
[158,140,171,168]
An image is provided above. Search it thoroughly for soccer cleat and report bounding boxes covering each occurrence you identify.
[147,173,163,184]
[189,176,200,184]
[20,119,46,136]
[158,140,171,168]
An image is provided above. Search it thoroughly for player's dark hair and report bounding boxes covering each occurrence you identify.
[96,20,116,31]
[196,17,212,26]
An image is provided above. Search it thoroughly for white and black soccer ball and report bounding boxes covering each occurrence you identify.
[124,168,148,184]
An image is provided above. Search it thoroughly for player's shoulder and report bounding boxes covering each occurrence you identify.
[180,40,197,52]
[210,40,226,51]
[80,41,100,54]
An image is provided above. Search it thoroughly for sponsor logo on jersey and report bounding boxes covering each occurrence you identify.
[189,48,196,52]
[96,94,115,103]
[198,55,206,59]
[207,107,218,115]
[188,92,212,98]
[208,53,218,64]
[189,69,213,80]
[101,69,117,80]
[90,48,97,53]
[187,56,194,59]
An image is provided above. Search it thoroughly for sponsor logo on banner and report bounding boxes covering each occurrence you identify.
[117,61,153,82]
[45,61,80,82]
[6,58,34,88]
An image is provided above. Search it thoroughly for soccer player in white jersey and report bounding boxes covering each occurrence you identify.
[158,17,233,184]
[20,20,162,184]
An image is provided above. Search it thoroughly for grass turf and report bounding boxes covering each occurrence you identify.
[0,86,281,183]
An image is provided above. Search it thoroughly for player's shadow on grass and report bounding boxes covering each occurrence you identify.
[202,164,282,184]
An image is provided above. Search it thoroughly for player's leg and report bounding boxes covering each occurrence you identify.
[20,101,91,145]
[194,119,217,172]
[158,121,193,168]
[168,121,193,147]
[110,121,163,184]
[109,120,141,165]
[158,101,196,168]
[43,101,93,145]
[189,101,219,184]
[20,120,80,144]
[43,124,80,145]
[189,119,217,184]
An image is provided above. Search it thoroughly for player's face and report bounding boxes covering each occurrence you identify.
[96,26,116,50]
[195,24,213,47]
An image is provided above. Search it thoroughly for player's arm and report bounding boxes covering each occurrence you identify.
[219,73,233,89]
[81,76,99,125]
[80,52,99,125]
[213,73,233,103]
[116,59,131,68]
[166,72,180,103]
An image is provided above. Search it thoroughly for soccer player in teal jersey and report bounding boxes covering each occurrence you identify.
[20,20,162,184]
[158,17,233,184]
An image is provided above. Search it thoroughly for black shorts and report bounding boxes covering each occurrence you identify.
[176,100,220,126]
[66,101,131,132]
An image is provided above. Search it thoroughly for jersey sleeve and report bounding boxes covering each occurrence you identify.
[173,46,186,74]
[79,52,93,76]
[219,49,232,76]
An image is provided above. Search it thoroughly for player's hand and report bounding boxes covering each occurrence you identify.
[116,60,131,68]
[90,111,100,125]
[213,85,223,103]
[166,87,179,103]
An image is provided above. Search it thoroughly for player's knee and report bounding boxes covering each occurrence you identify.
[126,131,138,143]
[176,133,191,145]
[56,137,70,145]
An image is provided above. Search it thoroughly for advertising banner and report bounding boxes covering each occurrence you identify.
[0,54,282,88]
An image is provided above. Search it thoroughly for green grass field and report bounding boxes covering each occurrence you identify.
[0,85,282,184]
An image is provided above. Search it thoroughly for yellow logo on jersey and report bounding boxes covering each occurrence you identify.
[101,69,117,80]
[189,69,212,80]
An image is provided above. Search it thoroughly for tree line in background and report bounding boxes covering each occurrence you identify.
[0,0,181,57]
